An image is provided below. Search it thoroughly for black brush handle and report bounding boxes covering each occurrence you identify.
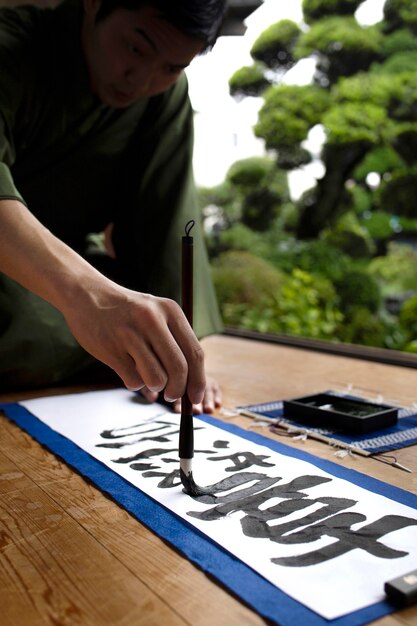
[180,221,195,460]
[181,231,193,326]
[179,397,194,459]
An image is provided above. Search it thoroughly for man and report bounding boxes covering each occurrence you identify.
[0,0,224,411]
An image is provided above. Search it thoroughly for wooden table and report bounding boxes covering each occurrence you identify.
[1,334,416,626]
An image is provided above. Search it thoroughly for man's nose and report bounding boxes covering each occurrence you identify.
[125,65,154,92]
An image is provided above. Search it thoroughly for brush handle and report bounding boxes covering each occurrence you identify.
[179,397,194,459]
[180,221,195,460]
[181,231,193,325]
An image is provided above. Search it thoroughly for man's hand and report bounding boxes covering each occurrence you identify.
[140,375,222,414]
[64,283,206,405]
[0,199,207,403]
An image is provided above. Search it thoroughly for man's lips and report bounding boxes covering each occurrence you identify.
[112,87,134,103]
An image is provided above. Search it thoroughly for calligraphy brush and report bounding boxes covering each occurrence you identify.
[179,220,216,497]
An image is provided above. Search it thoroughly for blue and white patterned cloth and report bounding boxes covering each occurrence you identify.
[240,392,417,453]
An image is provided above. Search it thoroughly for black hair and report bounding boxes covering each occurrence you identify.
[95,0,227,48]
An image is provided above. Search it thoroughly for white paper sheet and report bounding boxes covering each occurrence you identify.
[21,389,417,620]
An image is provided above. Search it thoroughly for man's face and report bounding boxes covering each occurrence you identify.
[82,0,204,108]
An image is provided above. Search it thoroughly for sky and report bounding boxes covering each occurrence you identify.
[186,0,385,191]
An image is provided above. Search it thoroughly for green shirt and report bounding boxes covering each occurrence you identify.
[0,0,222,339]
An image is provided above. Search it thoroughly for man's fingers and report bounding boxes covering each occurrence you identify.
[112,354,145,391]
[139,387,159,403]
[132,297,205,404]
[126,334,186,401]
[170,375,222,415]
[160,302,206,404]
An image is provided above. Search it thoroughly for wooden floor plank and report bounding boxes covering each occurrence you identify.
[0,469,186,626]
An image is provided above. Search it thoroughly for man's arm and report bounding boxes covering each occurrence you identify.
[0,198,206,403]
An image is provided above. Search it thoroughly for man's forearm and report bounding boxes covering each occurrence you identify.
[0,198,107,312]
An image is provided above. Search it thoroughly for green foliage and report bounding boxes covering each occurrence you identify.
[216,222,268,254]
[380,28,417,57]
[218,0,417,352]
[220,268,343,339]
[391,125,417,164]
[295,17,382,58]
[387,74,417,122]
[350,184,372,214]
[335,269,381,313]
[399,215,417,233]
[255,85,329,149]
[322,212,376,257]
[241,188,281,231]
[251,20,301,68]
[399,294,417,340]
[403,340,417,353]
[376,168,417,217]
[223,157,290,231]
[360,211,394,240]
[372,51,417,75]
[198,181,233,211]
[211,250,284,306]
[336,307,387,347]
[294,17,382,83]
[197,181,241,225]
[229,63,270,98]
[302,0,363,23]
[384,0,417,33]
[227,156,274,187]
[369,242,417,294]
[323,101,388,145]
[353,146,404,179]
[259,237,353,282]
[276,145,312,170]
[334,72,398,107]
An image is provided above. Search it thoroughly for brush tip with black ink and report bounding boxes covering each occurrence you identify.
[179,398,216,497]
[179,460,217,497]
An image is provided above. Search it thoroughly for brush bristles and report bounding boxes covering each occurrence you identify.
[179,460,217,497]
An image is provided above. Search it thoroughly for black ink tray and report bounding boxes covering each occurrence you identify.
[282,393,398,434]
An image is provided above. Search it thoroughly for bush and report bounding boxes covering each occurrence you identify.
[335,269,381,313]
[211,251,284,308]
[322,212,376,258]
[336,307,387,347]
[295,17,382,58]
[350,185,372,215]
[229,64,270,98]
[372,51,417,75]
[361,211,394,240]
[399,294,417,338]
[216,223,264,253]
[254,85,329,149]
[384,0,417,33]
[369,242,417,295]
[381,28,417,57]
[251,20,301,68]
[353,146,404,180]
[275,238,352,282]
[376,169,417,217]
[220,268,343,339]
[227,157,274,188]
[323,102,387,145]
[295,17,382,83]
[302,0,362,23]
